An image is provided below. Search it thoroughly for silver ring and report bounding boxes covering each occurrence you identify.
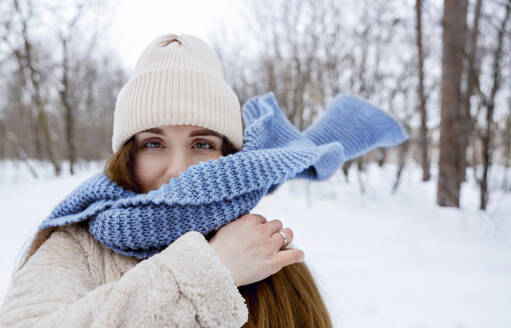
[278,230,288,247]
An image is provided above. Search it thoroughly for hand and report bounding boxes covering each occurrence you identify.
[209,213,304,287]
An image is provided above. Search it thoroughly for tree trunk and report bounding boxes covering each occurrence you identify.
[480,130,490,210]
[415,0,430,181]
[459,0,483,185]
[59,37,76,175]
[436,0,468,207]
[356,156,366,194]
[0,120,5,159]
[342,161,351,182]
[479,0,511,210]
[31,112,43,160]
[393,137,410,193]
[505,111,511,169]
[502,110,511,191]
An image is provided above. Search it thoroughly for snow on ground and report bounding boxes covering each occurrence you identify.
[1,160,510,328]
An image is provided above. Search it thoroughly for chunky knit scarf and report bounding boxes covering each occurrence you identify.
[39,92,409,259]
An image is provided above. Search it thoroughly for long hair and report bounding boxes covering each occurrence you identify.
[15,137,333,328]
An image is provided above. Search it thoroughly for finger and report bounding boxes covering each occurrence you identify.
[249,213,267,223]
[273,249,305,272]
[264,219,283,234]
[270,227,293,249]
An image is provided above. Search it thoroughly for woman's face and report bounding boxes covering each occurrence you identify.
[133,124,224,193]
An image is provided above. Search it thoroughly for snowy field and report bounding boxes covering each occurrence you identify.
[1,160,510,328]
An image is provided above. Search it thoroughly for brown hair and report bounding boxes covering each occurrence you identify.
[16,136,333,328]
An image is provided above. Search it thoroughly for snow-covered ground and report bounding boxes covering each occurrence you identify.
[1,160,510,328]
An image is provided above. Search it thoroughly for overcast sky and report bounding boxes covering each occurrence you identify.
[106,0,247,71]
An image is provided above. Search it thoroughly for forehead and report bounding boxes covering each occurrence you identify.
[138,125,222,138]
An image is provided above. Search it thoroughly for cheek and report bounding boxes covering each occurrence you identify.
[133,154,164,190]
[133,150,223,192]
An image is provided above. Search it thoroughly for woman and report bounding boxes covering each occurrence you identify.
[0,33,333,327]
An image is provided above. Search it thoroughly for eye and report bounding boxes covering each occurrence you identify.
[142,140,163,149]
[193,141,216,150]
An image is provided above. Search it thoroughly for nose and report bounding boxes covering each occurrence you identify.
[163,152,190,182]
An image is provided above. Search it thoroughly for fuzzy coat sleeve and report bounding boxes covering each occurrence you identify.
[0,226,248,328]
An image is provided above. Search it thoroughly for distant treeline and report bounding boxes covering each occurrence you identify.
[1,0,510,210]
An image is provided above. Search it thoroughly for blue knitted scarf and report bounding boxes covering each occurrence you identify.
[39,92,409,259]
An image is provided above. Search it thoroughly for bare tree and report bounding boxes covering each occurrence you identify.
[1,0,123,172]
[57,3,85,175]
[437,0,468,207]
[55,1,103,174]
[477,0,511,210]
[12,0,61,175]
[214,0,413,195]
[459,0,483,184]
[416,0,431,181]
[503,98,511,191]
[392,125,411,193]
[505,100,511,170]
[0,119,5,158]
[389,70,416,193]
[217,0,347,129]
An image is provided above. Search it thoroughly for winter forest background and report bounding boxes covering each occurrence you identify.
[1,0,510,327]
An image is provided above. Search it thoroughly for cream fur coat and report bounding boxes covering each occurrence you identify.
[0,222,248,327]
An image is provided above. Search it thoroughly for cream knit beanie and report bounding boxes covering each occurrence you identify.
[111,33,243,153]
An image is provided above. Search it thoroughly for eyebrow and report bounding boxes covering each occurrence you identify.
[140,127,223,139]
